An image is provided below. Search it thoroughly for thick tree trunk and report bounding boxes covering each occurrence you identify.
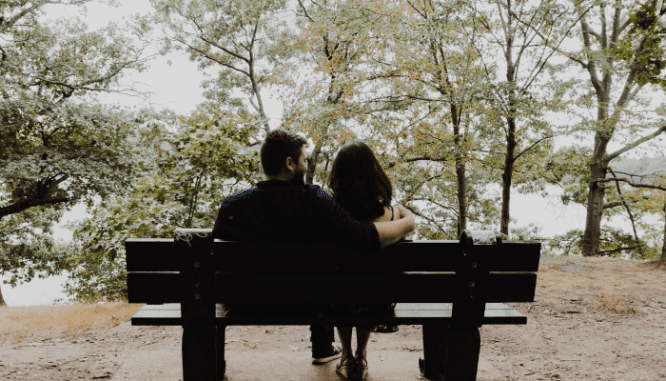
[580,158,608,256]
[581,88,611,256]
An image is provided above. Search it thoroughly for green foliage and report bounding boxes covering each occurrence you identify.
[0,0,154,296]
[149,0,292,132]
[509,223,544,241]
[4,0,666,301]
[542,145,592,206]
[0,206,78,287]
[62,109,261,302]
[613,2,666,88]
[549,226,661,260]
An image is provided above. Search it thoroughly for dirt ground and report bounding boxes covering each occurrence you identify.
[0,256,665,381]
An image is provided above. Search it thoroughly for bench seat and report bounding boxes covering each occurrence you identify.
[131,302,527,326]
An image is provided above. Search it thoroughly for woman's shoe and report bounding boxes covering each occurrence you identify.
[354,356,368,380]
[336,357,355,379]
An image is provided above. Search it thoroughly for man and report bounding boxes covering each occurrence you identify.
[213,129,415,364]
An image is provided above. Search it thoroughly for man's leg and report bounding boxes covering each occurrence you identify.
[310,324,342,364]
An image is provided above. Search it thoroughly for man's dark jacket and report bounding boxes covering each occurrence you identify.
[212,180,381,251]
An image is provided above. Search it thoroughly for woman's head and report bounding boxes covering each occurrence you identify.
[327,141,392,220]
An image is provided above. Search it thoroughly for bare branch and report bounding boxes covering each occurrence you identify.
[606,125,666,161]
[598,246,640,254]
[595,178,666,192]
[609,168,642,256]
[513,134,555,162]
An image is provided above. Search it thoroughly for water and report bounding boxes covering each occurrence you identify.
[1,272,75,307]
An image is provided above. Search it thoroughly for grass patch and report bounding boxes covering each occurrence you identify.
[0,300,144,344]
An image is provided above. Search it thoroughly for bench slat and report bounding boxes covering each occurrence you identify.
[130,303,527,326]
[127,272,537,304]
[125,239,541,272]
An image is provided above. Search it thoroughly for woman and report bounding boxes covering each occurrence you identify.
[327,140,403,380]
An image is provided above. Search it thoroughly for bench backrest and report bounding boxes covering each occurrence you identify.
[126,228,540,306]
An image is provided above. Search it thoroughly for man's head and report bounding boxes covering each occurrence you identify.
[260,129,308,185]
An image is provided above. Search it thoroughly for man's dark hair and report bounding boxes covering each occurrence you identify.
[327,140,393,221]
[260,129,308,176]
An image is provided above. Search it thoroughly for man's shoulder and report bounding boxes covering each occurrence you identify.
[221,186,260,207]
[304,184,333,200]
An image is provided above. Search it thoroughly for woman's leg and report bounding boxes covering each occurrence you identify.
[354,327,371,379]
[355,327,371,360]
[336,327,354,360]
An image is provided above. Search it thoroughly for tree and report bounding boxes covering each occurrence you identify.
[467,0,580,236]
[149,0,293,135]
[0,0,153,305]
[343,0,505,238]
[384,0,492,235]
[63,108,260,302]
[544,0,666,256]
[280,0,390,185]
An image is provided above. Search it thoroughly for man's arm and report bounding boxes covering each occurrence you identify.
[374,205,415,248]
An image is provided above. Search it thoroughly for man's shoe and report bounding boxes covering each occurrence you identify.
[312,343,342,364]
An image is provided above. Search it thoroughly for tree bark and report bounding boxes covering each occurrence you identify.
[500,7,516,237]
[452,104,467,234]
[305,142,323,185]
[580,133,611,256]
[662,201,666,261]
[500,112,516,236]
[580,69,612,256]
[0,196,72,222]
[0,285,6,306]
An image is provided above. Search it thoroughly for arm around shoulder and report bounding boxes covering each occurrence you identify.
[374,205,415,248]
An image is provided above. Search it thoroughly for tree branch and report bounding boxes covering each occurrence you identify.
[605,125,666,161]
[0,196,73,221]
[609,168,642,256]
[513,134,555,162]
[596,177,666,191]
[598,246,640,254]
[386,156,450,169]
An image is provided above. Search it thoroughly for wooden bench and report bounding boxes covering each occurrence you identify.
[125,228,540,381]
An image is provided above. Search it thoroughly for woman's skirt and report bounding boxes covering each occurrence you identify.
[329,302,399,333]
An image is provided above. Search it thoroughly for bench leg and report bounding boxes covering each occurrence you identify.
[420,324,450,380]
[182,327,217,381]
[420,324,481,381]
[216,325,226,381]
[444,326,480,381]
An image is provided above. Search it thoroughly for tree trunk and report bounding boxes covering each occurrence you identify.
[0,284,6,306]
[662,201,666,261]
[452,105,466,234]
[500,31,516,237]
[500,107,516,236]
[580,158,608,256]
[500,114,517,236]
[581,86,612,256]
[306,142,323,185]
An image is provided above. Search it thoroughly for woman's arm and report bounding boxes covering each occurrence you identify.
[374,205,415,248]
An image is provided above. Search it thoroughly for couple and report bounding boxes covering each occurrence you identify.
[212,129,415,380]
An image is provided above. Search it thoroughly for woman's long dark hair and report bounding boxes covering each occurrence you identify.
[327,141,392,221]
